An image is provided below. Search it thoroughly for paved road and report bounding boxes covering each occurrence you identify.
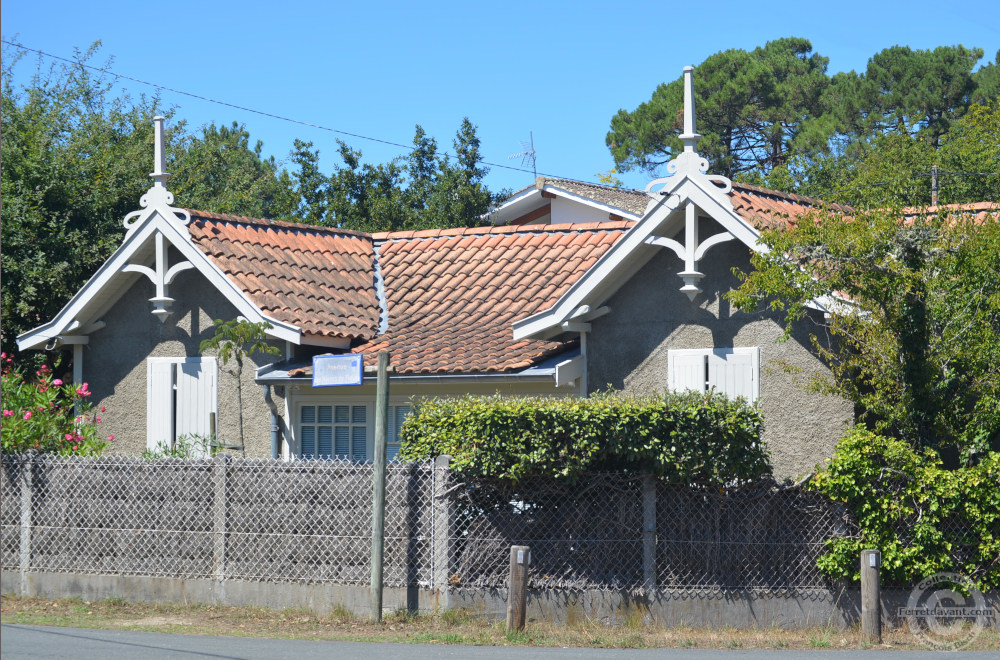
[2,624,996,659]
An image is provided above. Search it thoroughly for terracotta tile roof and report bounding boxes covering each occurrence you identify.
[363,222,632,374]
[186,211,631,375]
[902,202,1000,225]
[187,211,380,340]
[728,182,853,230]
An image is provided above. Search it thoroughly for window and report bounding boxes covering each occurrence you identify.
[388,404,411,461]
[294,401,413,462]
[147,357,218,456]
[668,348,760,402]
[299,404,367,460]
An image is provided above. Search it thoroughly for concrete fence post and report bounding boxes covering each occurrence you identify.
[19,451,37,596]
[213,454,230,598]
[432,454,454,611]
[641,471,657,596]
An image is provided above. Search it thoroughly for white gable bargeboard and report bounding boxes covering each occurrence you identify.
[17,117,299,355]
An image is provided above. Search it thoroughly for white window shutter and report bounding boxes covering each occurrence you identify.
[147,360,175,451]
[669,348,760,402]
[709,350,756,401]
[175,357,217,457]
[669,353,707,394]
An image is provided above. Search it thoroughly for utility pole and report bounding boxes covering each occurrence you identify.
[370,351,390,621]
[931,165,940,207]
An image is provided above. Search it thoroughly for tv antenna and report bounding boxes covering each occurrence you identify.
[508,132,537,178]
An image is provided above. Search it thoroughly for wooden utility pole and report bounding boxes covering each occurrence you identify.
[860,549,882,644]
[507,545,531,632]
[931,165,940,206]
[370,351,390,621]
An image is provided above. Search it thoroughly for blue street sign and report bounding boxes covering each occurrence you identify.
[312,354,364,387]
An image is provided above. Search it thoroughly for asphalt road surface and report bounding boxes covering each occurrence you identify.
[2,624,996,659]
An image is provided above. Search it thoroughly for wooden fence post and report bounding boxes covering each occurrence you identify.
[432,454,453,611]
[507,545,530,632]
[213,454,229,600]
[861,549,882,644]
[19,451,36,596]
[641,472,657,596]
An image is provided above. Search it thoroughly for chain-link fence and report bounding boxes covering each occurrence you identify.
[440,473,857,594]
[3,453,858,595]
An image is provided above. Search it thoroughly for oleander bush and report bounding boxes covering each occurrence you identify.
[1,352,111,455]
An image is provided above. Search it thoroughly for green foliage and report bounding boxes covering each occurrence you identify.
[399,391,768,486]
[607,37,830,179]
[809,428,1000,590]
[170,121,297,219]
[199,319,280,448]
[1,353,111,455]
[198,319,280,368]
[293,119,503,232]
[142,433,218,460]
[828,45,984,148]
[730,206,1000,458]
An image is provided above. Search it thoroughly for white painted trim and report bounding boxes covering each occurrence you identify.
[554,355,584,388]
[543,185,643,221]
[512,176,768,341]
[17,209,302,351]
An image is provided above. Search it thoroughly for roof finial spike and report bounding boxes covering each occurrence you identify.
[678,66,701,154]
[151,116,170,189]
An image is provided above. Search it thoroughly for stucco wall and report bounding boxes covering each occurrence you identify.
[587,239,853,480]
[83,261,285,459]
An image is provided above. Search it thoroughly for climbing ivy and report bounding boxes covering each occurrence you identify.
[809,427,1000,590]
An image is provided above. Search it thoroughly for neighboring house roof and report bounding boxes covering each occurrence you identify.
[188,211,379,341]
[492,175,852,231]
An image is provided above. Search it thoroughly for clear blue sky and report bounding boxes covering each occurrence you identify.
[3,0,998,195]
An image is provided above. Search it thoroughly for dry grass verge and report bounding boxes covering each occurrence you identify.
[2,595,997,651]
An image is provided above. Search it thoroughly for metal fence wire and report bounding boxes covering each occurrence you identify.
[2,453,863,594]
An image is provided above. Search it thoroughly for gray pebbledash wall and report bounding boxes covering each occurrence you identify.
[83,253,285,459]
[587,237,854,480]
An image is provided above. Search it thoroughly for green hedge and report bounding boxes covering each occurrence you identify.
[399,390,768,486]
[810,427,1000,590]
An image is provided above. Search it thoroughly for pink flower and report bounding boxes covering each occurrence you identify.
[100,406,106,413]
[72,445,78,451]
[2,410,12,417]
[65,434,74,441]
[76,382,90,397]
[52,378,63,386]
[95,416,102,424]
[23,411,32,420]
[108,435,115,442]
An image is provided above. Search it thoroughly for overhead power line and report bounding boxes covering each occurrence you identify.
[2,40,559,178]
